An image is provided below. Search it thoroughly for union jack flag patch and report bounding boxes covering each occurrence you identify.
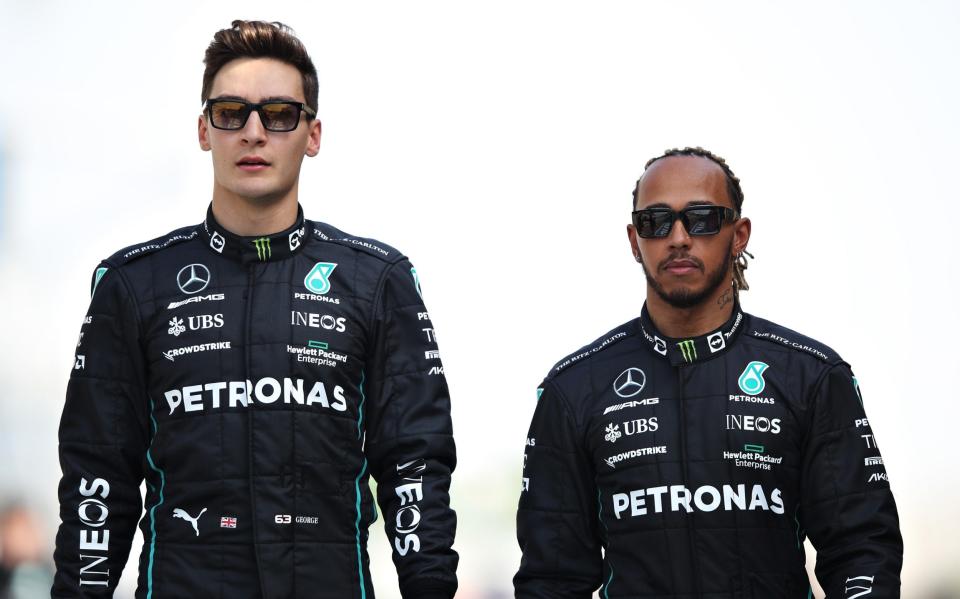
[220,516,237,529]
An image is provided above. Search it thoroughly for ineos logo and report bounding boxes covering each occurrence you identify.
[613,368,646,398]
[78,498,109,528]
[177,264,211,295]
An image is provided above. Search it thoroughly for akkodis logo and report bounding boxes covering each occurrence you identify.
[304,263,337,295]
[738,361,769,396]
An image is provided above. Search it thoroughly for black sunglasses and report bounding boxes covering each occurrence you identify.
[632,205,738,238]
[204,98,317,132]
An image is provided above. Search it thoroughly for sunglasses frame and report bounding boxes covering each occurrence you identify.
[632,205,739,238]
[204,98,317,132]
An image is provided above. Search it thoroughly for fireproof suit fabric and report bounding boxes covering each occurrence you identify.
[515,304,902,598]
[53,205,458,599]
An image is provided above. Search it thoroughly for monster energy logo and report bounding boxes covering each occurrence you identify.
[253,237,272,261]
[677,339,697,362]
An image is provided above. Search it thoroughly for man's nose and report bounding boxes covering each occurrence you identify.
[667,217,691,249]
[241,109,268,144]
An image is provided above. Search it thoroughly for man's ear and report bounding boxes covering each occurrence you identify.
[305,118,321,157]
[198,114,211,151]
[733,216,751,255]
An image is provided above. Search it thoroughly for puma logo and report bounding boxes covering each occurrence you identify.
[172,507,207,537]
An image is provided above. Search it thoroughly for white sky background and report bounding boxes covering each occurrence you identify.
[1,1,958,597]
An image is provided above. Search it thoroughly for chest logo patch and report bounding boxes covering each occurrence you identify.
[613,367,646,398]
[305,262,337,295]
[738,361,769,395]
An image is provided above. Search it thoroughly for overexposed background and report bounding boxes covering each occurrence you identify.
[1,1,957,597]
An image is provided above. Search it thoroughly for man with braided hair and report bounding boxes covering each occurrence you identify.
[515,147,901,598]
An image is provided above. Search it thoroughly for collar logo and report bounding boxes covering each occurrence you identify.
[253,237,272,261]
[677,339,697,363]
[289,227,305,251]
[653,336,667,356]
[304,262,337,295]
[177,264,211,294]
[707,331,726,353]
[613,367,646,398]
[738,361,769,395]
[210,231,225,253]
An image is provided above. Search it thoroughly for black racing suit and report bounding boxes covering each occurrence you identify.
[53,205,458,599]
[515,303,901,598]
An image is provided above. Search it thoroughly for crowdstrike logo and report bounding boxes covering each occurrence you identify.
[163,342,231,362]
[176,264,211,295]
[677,339,697,362]
[304,262,337,295]
[738,361,769,395]
[613,368,646,398]
[605,445,667,468]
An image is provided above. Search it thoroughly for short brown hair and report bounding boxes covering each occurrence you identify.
[201,20,318,114]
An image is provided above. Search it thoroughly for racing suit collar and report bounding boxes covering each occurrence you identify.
[202,203,308,264]
[638,300,746,366]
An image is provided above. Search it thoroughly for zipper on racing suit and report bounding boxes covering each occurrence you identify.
[677,363,704,598]
[244,264,268,598]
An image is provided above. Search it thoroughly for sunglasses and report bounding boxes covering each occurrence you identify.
[632,205,738,238]
[204,98,317,132]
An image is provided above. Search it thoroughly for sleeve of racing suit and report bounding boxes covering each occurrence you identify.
[364,259,458,599]
[514,381,602,598]
[52,265,149,597]
[800,363,902,598]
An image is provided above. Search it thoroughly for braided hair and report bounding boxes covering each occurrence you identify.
[633,146,752,291]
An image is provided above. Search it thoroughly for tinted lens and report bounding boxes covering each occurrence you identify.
[260,103,300,131]
[683,207,722,235]
[210,101,249,129]
[637,210,676,238]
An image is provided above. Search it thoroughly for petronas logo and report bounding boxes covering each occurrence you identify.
[738,361,769,395]
[677,339,697,363]
[304,262,337,295]
[253,237,272,261]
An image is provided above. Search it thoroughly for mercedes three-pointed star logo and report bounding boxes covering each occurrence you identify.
[613,367,646,398]
[176,264,211,295]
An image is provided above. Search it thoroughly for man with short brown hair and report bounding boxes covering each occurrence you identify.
[53,20,458,599]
